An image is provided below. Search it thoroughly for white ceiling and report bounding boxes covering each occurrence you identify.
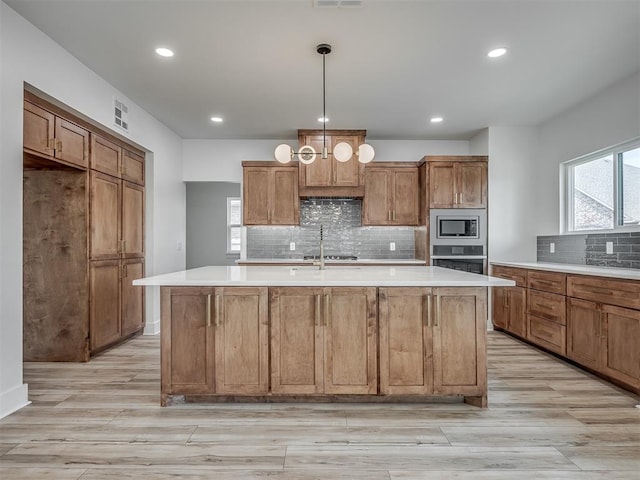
[6,0,640,140]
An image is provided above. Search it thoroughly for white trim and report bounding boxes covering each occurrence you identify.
[226,197,242,254]
[143,318,160,335]
[0,383,30,419]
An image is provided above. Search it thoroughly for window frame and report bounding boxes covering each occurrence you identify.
[562,137,640,234]
[226,197,242,254]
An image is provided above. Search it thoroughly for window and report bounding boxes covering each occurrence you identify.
[564,139,640,232]
[227,197,242,253]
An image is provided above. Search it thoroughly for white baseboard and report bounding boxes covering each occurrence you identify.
[0,383,30,419]
[143,318,160,335]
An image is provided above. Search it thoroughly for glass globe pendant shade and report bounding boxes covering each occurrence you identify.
[333,142,353,162]
[274,144,293,164]
[357,143,375,163]
[298,145,317,165]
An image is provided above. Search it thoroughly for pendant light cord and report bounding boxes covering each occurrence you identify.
[322,50,327,155]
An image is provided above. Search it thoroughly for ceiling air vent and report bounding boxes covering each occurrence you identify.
[314,0,363,8]
[113,96,129,132]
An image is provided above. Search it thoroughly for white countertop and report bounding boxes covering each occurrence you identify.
[237,258,427,265]
[491,261,640,281]
[134,265,515,287]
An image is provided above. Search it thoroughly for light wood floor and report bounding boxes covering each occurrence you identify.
[1,332,638,479]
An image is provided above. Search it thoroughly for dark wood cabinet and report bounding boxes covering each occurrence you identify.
[363,164,419,226]
[566,297,602,371]
[23,94,145,361]
[242,163,299,225]
[600,304,640,390]
[428,159,487,208]
[24,100,89,169]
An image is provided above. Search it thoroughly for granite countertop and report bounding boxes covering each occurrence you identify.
[134,265,514,287]
[237,258,427,265]
[491,261,640,281]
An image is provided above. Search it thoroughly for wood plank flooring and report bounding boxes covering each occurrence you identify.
[1,332,638,479]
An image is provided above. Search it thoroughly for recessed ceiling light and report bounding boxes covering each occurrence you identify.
[487,47,507,58]
[210,116,223,123]
[430,116,443,123]
[317,117,329,123]
[155,47,174,57]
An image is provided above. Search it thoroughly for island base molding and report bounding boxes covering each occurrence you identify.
[161,394,487,408]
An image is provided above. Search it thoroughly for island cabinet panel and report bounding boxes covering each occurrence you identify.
[242,164,299,225]
[270,288,324,394]
[600,304,640,390]
[567,297,601,371]
[379,288,433,395]
[161,287,215,396]
[324,287,378,394]
[432,287,487,397]
[214,287,269,394]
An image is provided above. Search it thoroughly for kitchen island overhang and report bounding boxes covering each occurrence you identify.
[135,266,515,407]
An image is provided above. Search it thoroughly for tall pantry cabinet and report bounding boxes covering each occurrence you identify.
[23,92,145,361]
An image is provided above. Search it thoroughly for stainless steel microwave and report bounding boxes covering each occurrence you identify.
[430,209,486,243]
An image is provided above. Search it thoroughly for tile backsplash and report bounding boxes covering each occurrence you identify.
[537,232,640,269]
[246,198,415,259]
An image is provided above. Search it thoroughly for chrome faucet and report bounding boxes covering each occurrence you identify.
[313,224,326,270]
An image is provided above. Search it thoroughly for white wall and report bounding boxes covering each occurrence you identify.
[536,72,640,235]
[183,138,470,182]
[0,3,186,418]
[487,127,539,263]
[469,129,489,155]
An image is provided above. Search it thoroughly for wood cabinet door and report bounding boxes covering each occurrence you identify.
[301,135,333,187]
[55,117,89,168]
[161,287,215,395]
[214,287,269,394]
[600,304,640,389]
[491,287,508,329]
[122,181,144,258]
[363,168,391,225]
[507,287,527,338]
[324,287,377,394]
[270,288,324,394]
[271,167,299,225]
[432,287,486,395]
[429,163,456,208]
[392,169,419,225]
[91,134,121,178]
[122,150,145,185]
[242,167,269,225]
[455,162,486,208]
[90,171,121,260]
[379,288,432,395]
[121,258,144,337]
[24,101,55,157]
[527,314,566,356]
[567,297,601,371]
[332,135,361,186]
[89,260,121,352]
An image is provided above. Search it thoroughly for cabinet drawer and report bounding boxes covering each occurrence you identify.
[527,270,566,295]
[527,289,566,325]
[567,275,640,311]
[527,315,566,356]
[491,265,526,287]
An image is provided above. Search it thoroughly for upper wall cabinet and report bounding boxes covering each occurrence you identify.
[242,162,299,226]
[91,134,145,186]
[363,163,420,226]
[297,129,366,196]
[24,101,89,169]
[426,157,487,209]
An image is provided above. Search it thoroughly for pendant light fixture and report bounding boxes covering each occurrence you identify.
[274,43,375,165]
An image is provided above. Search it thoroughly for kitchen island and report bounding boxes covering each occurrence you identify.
[134,266,514,407]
